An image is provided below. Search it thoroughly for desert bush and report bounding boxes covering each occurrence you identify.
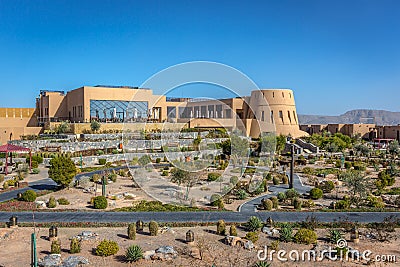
[47,196,57,208]
[98,158,107,165]
[277,192,286,202]
[309,188,323,200]
[125,244,143,262]
[95,239,119,257]
[91,174,101,183]
[270,196,279,209]
[246,216,263,232]
[70,238,81,254]
[108,173,117,183]
[318,180,335,193]
[210,194,222,206]
[207,172,221,182]
[217,220,226,235]
[302,167,315,175]
[230,176,239,185]
[335,199,350,209]
[51,240,61,254]
[294,228,317,244]
[285,189,300,200]
[149,221,158,236]
[245,231,259,243]
[329,229,342,244]
[57,198,70,205]
[262,198,273,211]
[279,223,293,242]
[302,199,315,208]
[161,170,169,176]
[272,176,280,185]
[21,190,37,202]
[293,197,302,210]
[93,196,108,209]
[128,223,136,240]
[236,189,248,200]
[3,182,9,189]
[282,175,289,184]
[229,225,237,236]
[32,168,40,174]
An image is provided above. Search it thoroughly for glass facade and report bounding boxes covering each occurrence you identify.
[90,100,148,122]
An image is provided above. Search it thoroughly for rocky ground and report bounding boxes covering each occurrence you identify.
[0,226,398,267]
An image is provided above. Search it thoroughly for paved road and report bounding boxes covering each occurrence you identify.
[0,211,398,223]
[0,178,58,203]
[239,173,312,213]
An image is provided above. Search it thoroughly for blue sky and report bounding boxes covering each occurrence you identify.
[0,0,399,115]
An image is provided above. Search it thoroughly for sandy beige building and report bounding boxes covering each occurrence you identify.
[1,86,308,142]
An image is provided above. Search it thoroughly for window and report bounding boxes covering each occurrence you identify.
[272,92,275,98]
[279,110,284,123]
[261,110,265,121]
[167,106,176,119]
[288,110,292,124]
[282,92,284,98]
[293,111,297,123]
[270,111,274,123]
[90,100,148,121]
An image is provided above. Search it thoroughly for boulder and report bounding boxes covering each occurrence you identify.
[61,256,89,267]
[143,250,156,260]
[39,254,61,267]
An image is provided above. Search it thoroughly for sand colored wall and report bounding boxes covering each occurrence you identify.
[0,108,40,143]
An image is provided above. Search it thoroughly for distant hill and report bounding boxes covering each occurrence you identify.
[298,109,400,125]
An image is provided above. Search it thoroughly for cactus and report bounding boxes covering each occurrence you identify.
[149,221,158,236]
[229,225,237,236]
[217,220,226,235]
[125,244,143,262]
[70,238,81,254]
[128,223,136,240]
[51,240,61,254]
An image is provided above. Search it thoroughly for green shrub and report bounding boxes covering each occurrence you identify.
[302,199,315,208]
[91,174,100,183]
[95,239,119,257]
[244,231,259,243]
[329,229,342,244]
[229,225,237,236]
[353,162,366,171]
[51,240,61,254]
[236,189,248,200]
[294,228,317,245]
[282,175,289,184]
[70,238,81,254]
[272,176,280,185]
[217,220,226,235]
[309,188,323,200]
[118,169,126,177]
[254,261,271,267]
[155,158,161,163]
[32,168,40,174]
[285,189,299,199]
[128,223,136,240]
[262,198,273,211]
[57,198,70,205]
[0,174,4,183]
[344,161,352,169]
[264,172,273,181]
[3,181,9,189]
[161,170,169,176]
[31,160,39,169]
[98,158,107,165]
[246,216,263,232]
[279,223,293,242]
[108,173,117,183]
[230,176,239,185]
[22,190,37,202]
[207,172,221,182]
[28,155,43,164]
[293,197,302,210]
[125,244,143,262]
[277,192,286,202]
[318,180,335,193]
[47,196,57,208]
[335,199,350,209]
[302,167,315,175]
[93,196,108,209]
[149,221,158,236]
[210,194,222,206]
[270,196,279,209]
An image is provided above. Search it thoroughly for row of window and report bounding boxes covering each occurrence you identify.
[167,106,232,119]
[262,109,297,124]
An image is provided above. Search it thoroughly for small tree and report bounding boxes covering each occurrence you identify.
[93,196,108,209]
[270,196,279,209]
[262,199,273,211]
[95,240,119,257]
[70,238,81,254]
[90,120,101,132]
[128,223,136,240]
[149,221,158,236]
[217,220,226,235]
[56,122,70,134]
[48,157,77,188]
